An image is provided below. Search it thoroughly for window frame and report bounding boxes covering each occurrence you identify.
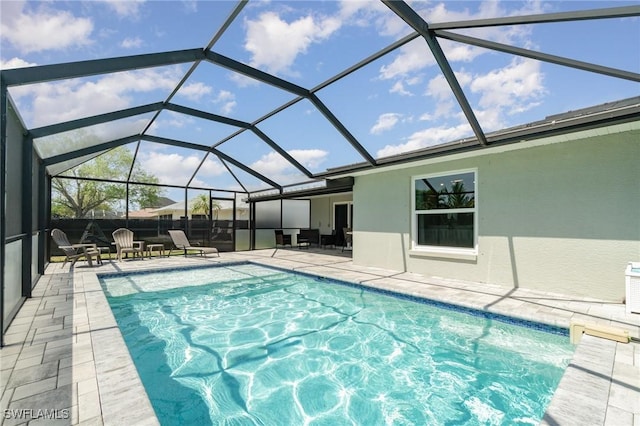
[411,168,478,256]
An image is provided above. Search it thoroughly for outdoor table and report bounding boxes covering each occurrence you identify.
[146,243,166,258]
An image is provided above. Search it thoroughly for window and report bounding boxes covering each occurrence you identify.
[412,170,477,253]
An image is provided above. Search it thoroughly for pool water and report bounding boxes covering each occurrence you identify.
[99,263,574,426]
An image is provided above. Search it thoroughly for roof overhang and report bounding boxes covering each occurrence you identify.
[315,97,640,180]
[248,177,354,202]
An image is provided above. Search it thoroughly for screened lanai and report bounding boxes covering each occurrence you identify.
[1,0,639,342]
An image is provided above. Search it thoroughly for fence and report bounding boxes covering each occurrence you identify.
[49,218,249,257]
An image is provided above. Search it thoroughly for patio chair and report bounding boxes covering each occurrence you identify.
[168,230,219,257]
[51,228,102,267]
[342,227,352,252]
[112,228,144,261]
[274,229,292,247]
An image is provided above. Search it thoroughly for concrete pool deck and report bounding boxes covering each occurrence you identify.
[1,248,638,425]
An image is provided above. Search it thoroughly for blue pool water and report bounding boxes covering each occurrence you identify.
[99,263,574,425]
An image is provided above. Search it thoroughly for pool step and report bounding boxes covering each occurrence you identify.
[569,321,630,344]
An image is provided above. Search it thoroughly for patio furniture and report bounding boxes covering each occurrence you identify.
[274,230,292,248]
[147,243,166,258]
[168,230,219,257]
[112,228,145,262]
[320,232,336,249]
[96,246,112,260]
[51,228,102,267]
[298,229,319,247]
[297,235,310,249]
[342,228,352,252]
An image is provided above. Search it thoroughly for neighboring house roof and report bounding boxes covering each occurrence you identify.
[153,199,247,214]
[153,197,176,208]
[127,208,158,218]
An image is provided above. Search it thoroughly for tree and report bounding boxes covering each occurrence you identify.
[191,194,222,219]
[52,145,164,218]
[445,181,474,208]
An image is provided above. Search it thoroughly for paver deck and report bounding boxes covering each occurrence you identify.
[1,248,638,425]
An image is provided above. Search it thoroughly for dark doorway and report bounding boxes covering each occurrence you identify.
[334,203,351,247]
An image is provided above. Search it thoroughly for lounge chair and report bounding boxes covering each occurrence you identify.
[274,229,292,248]
[51,228,102,267]
[168,230,219,257]
[112,228,144,261]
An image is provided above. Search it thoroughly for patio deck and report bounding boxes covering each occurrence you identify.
[1,248,638,425]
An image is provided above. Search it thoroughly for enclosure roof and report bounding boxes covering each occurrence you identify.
[1,1,639,198]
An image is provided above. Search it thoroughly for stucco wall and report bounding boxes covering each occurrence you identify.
[353,127,640,301]
[310,194,352,235]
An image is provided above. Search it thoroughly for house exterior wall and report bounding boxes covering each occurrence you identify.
[353,125,640,301]
[310,194,352,235]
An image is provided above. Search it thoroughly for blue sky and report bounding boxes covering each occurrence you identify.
[1,0,639,201]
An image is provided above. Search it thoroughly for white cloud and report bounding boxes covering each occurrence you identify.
[250,149,327,184]
[213,90,236,115]
[191,157,228,187]
[469,58,545,116]
[98,67,183,93]
[370,113,402,135]
[138,151,225,186]
[229,73,260,88]
[380,39,435,80]
[0,57,37,70]
[251,151,298,180]
[379,57,546,156]
[337,1,402,36]
[121,37,143,49]
[0,3,93,53]
[288,149,328,169]
[377,123,472,158]
[13,67,185,127]
[176,85,236,112]
[378,0,545,106]
[153,110,195,130]
[244,11,341,75]
[390,81,412,96]
[103,0,145,19]
[177,82,214,102]
[182,1,198,14]
[426,74,452,101]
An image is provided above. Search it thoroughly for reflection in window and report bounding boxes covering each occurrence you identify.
[413,170,476,251]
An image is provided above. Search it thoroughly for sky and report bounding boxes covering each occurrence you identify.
[1,0,639,201]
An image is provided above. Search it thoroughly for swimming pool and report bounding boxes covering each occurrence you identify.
[99,263,574,425]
